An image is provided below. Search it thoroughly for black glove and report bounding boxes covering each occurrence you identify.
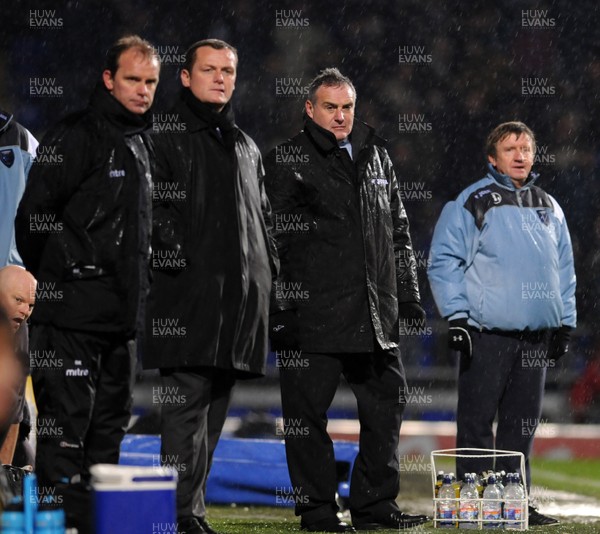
[448,318,472,358]
[398,301,426,321]
[549,325,572,361]
[269,310,298,351]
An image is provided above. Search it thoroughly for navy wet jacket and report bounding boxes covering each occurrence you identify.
[428,164,576,332]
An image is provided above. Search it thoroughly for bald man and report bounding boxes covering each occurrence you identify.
[0,265,36,465]
[0,266,36,332]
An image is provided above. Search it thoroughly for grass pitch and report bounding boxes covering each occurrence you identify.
[206,504,600,533]
[205,457,600,532]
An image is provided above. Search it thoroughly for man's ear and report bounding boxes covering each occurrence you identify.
[305,99,314,119]
[488,154,496,167]
[180,69,191,87]
[102,70,114,92]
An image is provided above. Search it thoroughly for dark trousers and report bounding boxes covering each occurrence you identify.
[31,325,136,486]
[456,330,550,491]
[279,348,407,524]
[159,367,235,518]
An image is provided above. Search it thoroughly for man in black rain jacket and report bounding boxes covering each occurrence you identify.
[263,68,428,532]
[144,39,277,534]
[15,35,160,532]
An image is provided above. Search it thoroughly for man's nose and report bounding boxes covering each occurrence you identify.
[334,109,344,122]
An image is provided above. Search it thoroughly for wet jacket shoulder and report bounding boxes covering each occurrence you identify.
[0,110,38,157]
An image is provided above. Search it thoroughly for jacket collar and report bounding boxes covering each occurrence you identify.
[0,109,13,135]
[303,115,386,156]
[176,89,238,133]
[486,162,539,191]
[89,83,151,135]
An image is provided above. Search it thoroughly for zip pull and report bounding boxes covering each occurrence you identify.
[515,189,523,207]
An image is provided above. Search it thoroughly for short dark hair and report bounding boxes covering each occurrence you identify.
[486,121,536,158]
[183,39,238,72]
[307,68,356,103]
[104,35,160,76]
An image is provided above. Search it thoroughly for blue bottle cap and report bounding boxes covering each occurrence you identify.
[1,510,25,528]
[36,509,65,528]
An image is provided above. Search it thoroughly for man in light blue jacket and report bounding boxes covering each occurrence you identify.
[428,121,576,527]
[0,110,38,267]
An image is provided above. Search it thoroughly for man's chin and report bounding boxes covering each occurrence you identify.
[332,131,348,140]
[203,96,228,106]
[127,105,149,115]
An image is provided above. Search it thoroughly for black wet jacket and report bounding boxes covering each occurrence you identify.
[142,90,278,376]
[15,85,153,335]
[264,117,420,352]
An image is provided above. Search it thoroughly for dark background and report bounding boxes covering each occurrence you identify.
[3,0,600,422]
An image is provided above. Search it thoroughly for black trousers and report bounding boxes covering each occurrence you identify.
[456,330,550,491]
[31,325,136,487]
[279,348,407,524]
[159,367,235,519]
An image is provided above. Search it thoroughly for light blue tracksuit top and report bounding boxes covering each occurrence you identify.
[428,164,576,332]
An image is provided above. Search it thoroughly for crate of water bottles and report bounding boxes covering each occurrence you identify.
[430,448,528,530]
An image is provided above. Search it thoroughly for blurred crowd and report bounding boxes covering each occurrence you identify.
[2,0,599,417]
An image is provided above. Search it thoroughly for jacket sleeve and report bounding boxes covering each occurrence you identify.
[150,135,186,270]
[263,148,301,313]
[549,195,577,328]
[15,123,88,277]
[6,125,38,267]
[384,150,421,303]
[427,197,478,320]
[256,152,280,281]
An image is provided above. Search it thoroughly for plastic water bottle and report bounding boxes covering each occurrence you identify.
[435,470,445,498]
[459,473,478,529]
[495,472,505,496]
[482,474,502,529]
[437,474,457,528]
[514,472,525,490]
[474,472,484,498]
[503,473,526,530]
[449,472,461,498]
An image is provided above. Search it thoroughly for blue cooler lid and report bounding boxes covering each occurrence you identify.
[90,464,178,490]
